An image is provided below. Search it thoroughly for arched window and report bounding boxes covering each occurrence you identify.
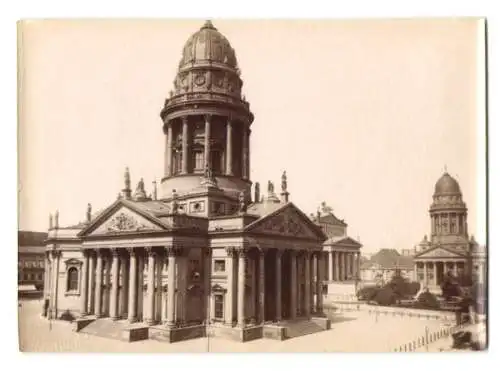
[67,267,79,291]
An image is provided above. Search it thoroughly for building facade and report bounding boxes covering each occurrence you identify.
[43,21,330,343]
[310,205,362,298]
[413,172,487,293]
[360,249,415,284]
[18,231,47,289]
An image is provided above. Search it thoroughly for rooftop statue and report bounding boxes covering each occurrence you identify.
[281,171,287,192]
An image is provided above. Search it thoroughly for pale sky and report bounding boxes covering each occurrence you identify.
[18,19,486,253]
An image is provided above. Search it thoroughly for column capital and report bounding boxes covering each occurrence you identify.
[165,246,183,257]
[181,116,188,124]
[111,248,120,257]
[225,246,238,257]
[236,247,249,258]
[275,248,284,257]
[257,247,267,257]
[127,247,136,256]
[204,114,212,122]
[50,249,61,258]
[145,247,157,257]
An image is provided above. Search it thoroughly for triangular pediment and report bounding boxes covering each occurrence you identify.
[245,203,326,241]
[415,245,466,259]
[325,236,362,247]
[79,200,167,237]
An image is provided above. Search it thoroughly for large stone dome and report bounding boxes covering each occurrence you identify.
[434,172,461,195]
[178,20,238,68]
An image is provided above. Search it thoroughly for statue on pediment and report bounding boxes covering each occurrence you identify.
[268,181,274,194]
[281,171,287,192]
[320,201,333,214]
[172,189,179,214]
[238,191,247,213]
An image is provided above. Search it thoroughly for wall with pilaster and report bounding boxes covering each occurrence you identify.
[55,249,85,316]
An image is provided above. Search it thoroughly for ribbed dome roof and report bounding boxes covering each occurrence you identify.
[179,20,238,68]
[434,172,461,195]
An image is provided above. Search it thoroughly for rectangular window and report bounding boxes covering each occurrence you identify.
[214,294,224,319]
[214,260,225,272]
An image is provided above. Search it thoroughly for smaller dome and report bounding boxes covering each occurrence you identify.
[434,172,461,195]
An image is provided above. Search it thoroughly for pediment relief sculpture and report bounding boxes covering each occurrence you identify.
[255,209,315,238]
[105,212,151,232]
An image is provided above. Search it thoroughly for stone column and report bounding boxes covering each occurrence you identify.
[242,128,248,179]
[225,247,235,325]
[88,251,96,314]
[290,250,297,319]
[119,253,129,318]
[226,120,233,175]
[103,254,112,316]
[145,248,156,325]
[258,249,265,323]
[335,251,340,281]
[94,250,104,318]
[328,251,334,281]
[50,250,60,318]
[127,248,137,323]
[423,262,428,287]
[316,252,323,313]
[204,115,211,170]
[175,252,187,324]
[137,252,145,321]
[43,252,51,299]
[237,248,247,327]
[155,252,163,321]
[433,262,438,286]
[453,261,458,277]
[165,123,173,177]
[181,117,188,174]
[110,249,120,320]
[166,247,177,326]
[203,249,211,323]
[304,252,311,318]
[275,249,282,322]
[79,250,89,316]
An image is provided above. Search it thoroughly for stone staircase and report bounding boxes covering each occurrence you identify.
[79,319,129,341]
[281,319,325,339]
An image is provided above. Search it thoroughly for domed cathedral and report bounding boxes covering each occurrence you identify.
[413,170,486,294]
[43,21,330,344]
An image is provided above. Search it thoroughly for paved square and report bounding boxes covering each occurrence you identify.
[19,299,451,353]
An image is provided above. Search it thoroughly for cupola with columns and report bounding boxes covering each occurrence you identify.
[429,168,469,247]
[159,20,254,204]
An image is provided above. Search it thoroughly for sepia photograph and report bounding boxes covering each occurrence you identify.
[17,18,487,354]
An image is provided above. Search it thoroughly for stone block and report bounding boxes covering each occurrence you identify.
[262,325,286,340]
[72,318,95,332]
[311,316,331,330]
[121,325,149,342]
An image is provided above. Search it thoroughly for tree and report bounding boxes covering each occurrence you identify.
[441,271,462,300]
[374,287,396,306]
[416,290,440,309]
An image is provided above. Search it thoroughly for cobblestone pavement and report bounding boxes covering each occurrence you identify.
[19,300,450,353]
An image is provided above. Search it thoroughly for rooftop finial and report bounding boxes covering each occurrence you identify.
[125,167,131,189]
[152,180,157,201]
[54,210,59,229]
[49,213,53,230]
[86,203,92,223]
[202,20,216,30]
[444,164,448,173]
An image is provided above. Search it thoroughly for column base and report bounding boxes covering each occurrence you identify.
[127,317,137,324]
[95,313,104,318]
[111,316,120,321]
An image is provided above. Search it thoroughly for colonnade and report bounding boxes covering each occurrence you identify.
[78,246,192,326]
[222,247,324,326]
[431,212,467,235]
[164,115,250,179]
[415,260,466,287]
[326,250,360,282]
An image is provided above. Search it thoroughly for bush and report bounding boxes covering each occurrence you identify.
[415,291,440,309]
[374,287,396,306]
[407,282,421,296]
[60,309,75,322]
[357,286,378,301]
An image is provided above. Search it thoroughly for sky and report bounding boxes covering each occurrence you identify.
[17,19,486,253]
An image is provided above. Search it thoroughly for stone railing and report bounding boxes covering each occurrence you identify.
[365,306,456,322]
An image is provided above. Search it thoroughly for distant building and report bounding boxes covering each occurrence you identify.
[413,172,487,293]
[360,249,415,284]
[310,204,362,298]
[18,231,47,289]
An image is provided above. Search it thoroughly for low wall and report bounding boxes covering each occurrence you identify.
[149,324,206,343]
[72,318,94,332]
[262,325,285,341]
